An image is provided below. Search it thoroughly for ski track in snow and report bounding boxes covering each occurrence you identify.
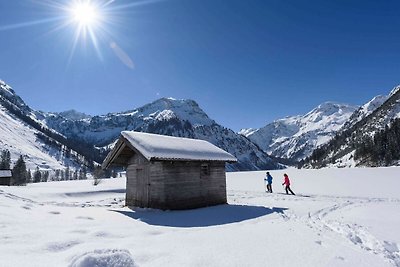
[307,198,400,267]
[230,190,400,267]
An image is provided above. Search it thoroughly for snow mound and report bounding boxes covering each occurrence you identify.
[69,249,137,267]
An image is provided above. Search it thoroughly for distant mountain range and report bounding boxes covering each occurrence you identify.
[239,102,358,162]
[36,97,281,171]
[0,80,281,171]
[1,78,399,171]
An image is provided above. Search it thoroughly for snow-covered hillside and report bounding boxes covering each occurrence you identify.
[1,167,399,266]
[240,102,357,161]
[304,85,400,168]
[0,106,75,171]
[0,80,85,171]
[39,98,281,171]
[342,94,389,131]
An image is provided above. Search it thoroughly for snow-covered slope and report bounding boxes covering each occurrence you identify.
[241,102,358,161]
[342,94,389,131]
[0,106,59,170]
[304,85,400,168]
[0,80,90,171]
[39,98,281,171]
[1,167,399,267]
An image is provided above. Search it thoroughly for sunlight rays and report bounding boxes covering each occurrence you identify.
[0,0,160,68]
[0,17,62,31]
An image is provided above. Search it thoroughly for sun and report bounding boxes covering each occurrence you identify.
[0,0,157,67]
[70,2,100,27]
[64,0,106,61]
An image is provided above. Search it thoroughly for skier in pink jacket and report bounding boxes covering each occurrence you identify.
[282,173,295,195]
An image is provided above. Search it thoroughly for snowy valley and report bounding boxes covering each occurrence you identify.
[2,2,400,267]
[1,167,399,267]
[1,80,400,267]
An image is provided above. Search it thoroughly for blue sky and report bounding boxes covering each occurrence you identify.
[1,0,400,131]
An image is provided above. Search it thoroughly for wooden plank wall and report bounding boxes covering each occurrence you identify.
[126,156,227,209]
[126,153,147,207]
[157,161,227,210]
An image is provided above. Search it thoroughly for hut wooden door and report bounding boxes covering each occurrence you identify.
[136,167,150,207]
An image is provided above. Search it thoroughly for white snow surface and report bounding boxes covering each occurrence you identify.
[359,95,389,118]
[1,167,400,267]
[121,131,237,162]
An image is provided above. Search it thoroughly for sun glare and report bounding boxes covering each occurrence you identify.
[0,0,158,67]
[71,2,100,27]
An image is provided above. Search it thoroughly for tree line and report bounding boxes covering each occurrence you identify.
[354,118,400,166]
[1,149,89,185]
[302,118,400,168]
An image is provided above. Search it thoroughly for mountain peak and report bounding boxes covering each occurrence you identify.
[134,97,213,126]
[0,79,16,98]
[57,109,91,121]
[305,102,357,122]
[243,101,357,161]
[314,101,355,112]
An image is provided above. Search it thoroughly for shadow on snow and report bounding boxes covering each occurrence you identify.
[64,189,126,197]
[111,204,287,228]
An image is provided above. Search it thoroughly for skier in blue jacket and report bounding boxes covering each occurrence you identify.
[264,172,273,193]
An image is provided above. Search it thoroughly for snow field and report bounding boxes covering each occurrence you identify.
[0,167,399,266]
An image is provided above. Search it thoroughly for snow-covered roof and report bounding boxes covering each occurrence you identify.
[0,170,12,178]
[103,131,237,168]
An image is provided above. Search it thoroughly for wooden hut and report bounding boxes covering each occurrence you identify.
[0,170,12,186]
[102,131,237,210]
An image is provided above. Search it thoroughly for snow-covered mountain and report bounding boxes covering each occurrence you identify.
[0,80,89,171]
[56,109,92,121]
[341,94,390,131]
[38,97,282,171]
[304,85,400,168]
[240,102,358,161]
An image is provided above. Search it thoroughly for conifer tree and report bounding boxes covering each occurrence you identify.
[27,169,32,183]
[42,171,49,182]
[65,166,70,180]
[0,149,11,169]
[33,167,42,183]
[12,155,27,185]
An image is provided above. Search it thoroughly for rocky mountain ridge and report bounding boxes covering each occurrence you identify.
[240,102,358,161]
[38,97,282,171]
[303,85,400,167]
